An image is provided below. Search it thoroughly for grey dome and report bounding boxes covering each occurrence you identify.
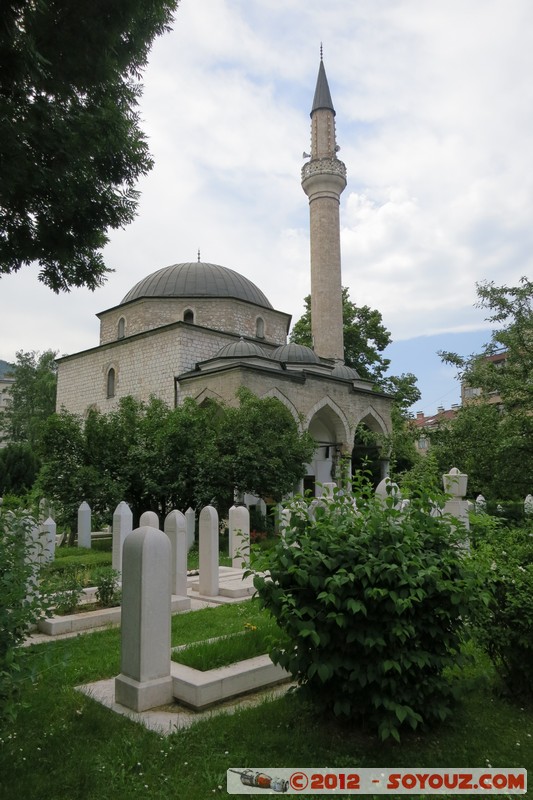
[331,363,361,380]
[216,340,266,358]
[271,343,319,363]
[121,262,273,309]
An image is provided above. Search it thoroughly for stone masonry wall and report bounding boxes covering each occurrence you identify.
[56,326,236,416]
[99,298,290,347]
[179,365,392,448]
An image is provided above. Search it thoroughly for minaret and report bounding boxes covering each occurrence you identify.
[301,52,346,362]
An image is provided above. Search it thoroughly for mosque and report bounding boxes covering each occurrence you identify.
[56,57,393,495]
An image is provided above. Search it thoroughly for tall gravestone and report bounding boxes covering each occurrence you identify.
[41,517,56,563]
[115,526,173,712]
[475,494,487,513]
[77,501,91,548]
[39,497,48,523]
[185,507,196,551]
[25,519,43,599]
[164,510,188,596]
[229,505,250,569]
[112,501,133,576]
[140,510,159,529]
[443,467,470,531]
[375,477,402,510]
[199,505,219,597]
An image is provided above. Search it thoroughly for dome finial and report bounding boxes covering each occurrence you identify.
[197,248,201,263]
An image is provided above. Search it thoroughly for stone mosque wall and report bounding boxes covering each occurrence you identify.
[98,297,290,346]
[56,324,240,416]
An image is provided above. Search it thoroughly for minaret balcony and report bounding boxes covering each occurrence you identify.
[302,157,347,198]
[302,157,346,182]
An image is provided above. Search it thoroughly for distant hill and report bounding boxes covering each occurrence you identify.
[0,360,15,379]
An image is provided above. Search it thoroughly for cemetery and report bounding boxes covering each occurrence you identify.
[1,4,531,797]
[2,465,533,799]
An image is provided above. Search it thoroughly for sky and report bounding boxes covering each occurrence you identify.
[1,0,532,414]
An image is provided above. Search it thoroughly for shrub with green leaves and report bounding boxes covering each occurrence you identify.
[253,482,477,741]
[41,563,85,615]
[94,567,121,608]
[0,510,53,723]
[470,520,533,697]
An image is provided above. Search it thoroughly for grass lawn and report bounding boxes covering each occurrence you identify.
[0,600,531,800]
[42,542,231,588]
[172,614,287,670]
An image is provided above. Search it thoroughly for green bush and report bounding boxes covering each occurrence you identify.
[471,522,533,696]
[253,481,477,741]
[41,563,85,614]
[0,510,53,722]
[94,567,121,608]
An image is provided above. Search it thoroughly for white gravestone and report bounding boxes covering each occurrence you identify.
[199,505,219,597]
[139,510,159,529]
[185,507,196,551]
[112,501,133,576]
[164,510,188,596]
[229,505,250,569]
[115,526,173,712]
[77,501,91,548]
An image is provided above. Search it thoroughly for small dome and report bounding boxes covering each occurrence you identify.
[216,340,266,358]
[121,262,273,309]
[331,363,361,380]
[271,343,320,363]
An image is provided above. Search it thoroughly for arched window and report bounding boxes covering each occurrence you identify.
[256,316,265,338]
[106,368,116,398]
[117,317,125,339]
[183,309,194,323]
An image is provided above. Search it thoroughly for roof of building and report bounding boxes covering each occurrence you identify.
[311,58,335,116]
[121,262,273,309]
[271,343,320,363]
[215,340,266,359]
[412,407,459,428]
[331,363,361,380]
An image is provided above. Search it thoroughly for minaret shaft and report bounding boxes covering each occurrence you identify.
[302,60,346,362]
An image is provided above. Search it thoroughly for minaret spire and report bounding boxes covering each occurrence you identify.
[301,55,346,362]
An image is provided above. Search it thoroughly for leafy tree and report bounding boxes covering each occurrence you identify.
[0,442,39,495]
[0,0,179,291]
[291,289,391,380]
[435,277,533,501]
[409,402,533,502]
[37,408,97,533]
[428,403,503,498]
[37,392,315,527]
[0,350,57,449]
[217,388,316,504]
[440,276,533,413]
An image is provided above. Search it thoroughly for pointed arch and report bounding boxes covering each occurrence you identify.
[353,405,390,438]
[193,387,225,407]
[305,395,351,445]
[352,405,391,487]
[259,388,301,430]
